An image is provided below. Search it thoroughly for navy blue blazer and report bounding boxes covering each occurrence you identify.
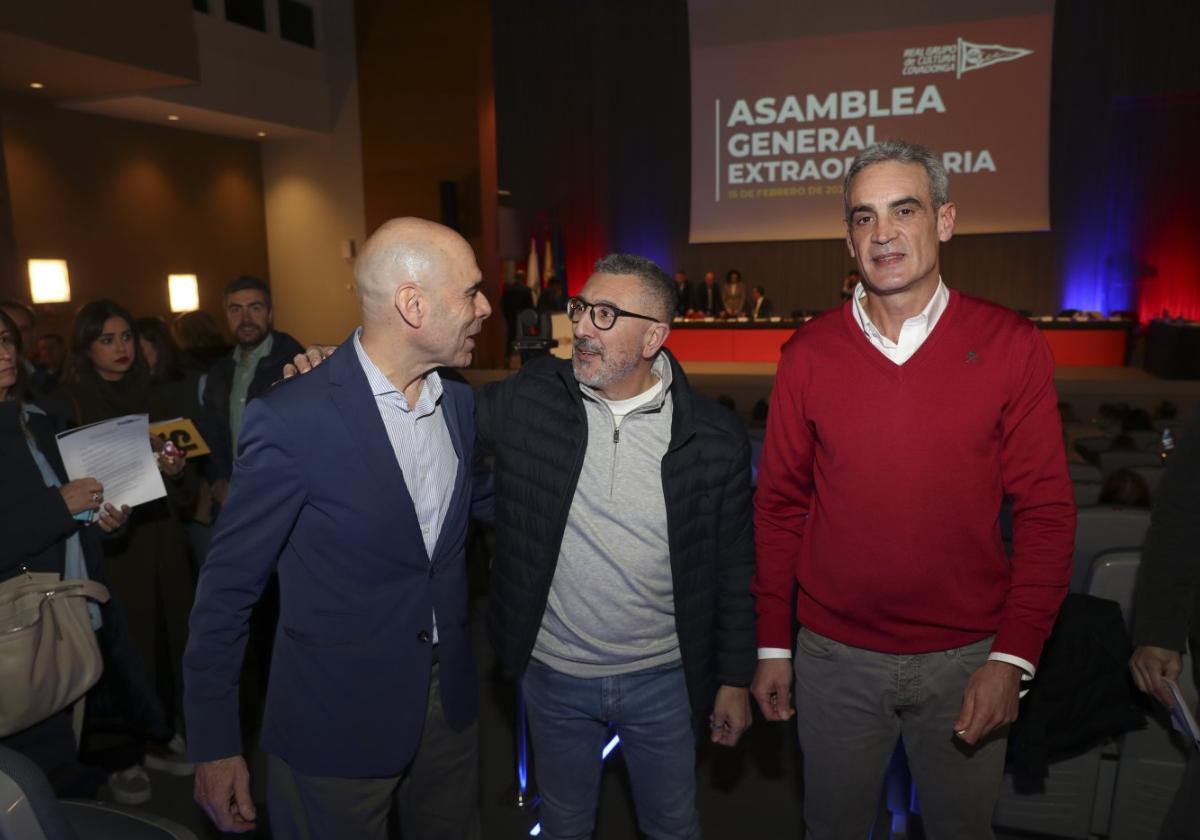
[183,334,479,777]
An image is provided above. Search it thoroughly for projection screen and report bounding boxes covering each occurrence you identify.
[688,1,1055,242]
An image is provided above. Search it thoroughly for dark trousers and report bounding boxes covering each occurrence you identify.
[266,664,480,840]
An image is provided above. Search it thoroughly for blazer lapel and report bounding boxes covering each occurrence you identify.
[430,381,468,566]
[326,337,425,557]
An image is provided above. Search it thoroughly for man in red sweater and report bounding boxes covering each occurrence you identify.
[751,140,1074,838]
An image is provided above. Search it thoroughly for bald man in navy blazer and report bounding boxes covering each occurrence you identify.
[184,218,492,839]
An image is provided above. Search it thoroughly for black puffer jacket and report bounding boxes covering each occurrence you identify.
[478,351,756,720]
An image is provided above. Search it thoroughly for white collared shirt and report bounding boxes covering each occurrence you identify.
[352,329,458,643]
[851,278,949,365]
[759,279,1036,680]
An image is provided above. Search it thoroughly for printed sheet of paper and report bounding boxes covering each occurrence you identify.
[1166,680,1200,750]
[56,414,167,509]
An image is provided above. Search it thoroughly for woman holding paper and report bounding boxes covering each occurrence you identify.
[0,307,150,798]
[61,299,196,789]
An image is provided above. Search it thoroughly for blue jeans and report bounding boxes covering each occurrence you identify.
[522,660,701,840]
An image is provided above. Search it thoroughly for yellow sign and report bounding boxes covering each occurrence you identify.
[148,417,211,458]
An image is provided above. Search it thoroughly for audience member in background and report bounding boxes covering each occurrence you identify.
[721,268,747,318]
[171,310,231,379]
[691,270,722,317]
[0,308,136,799]
[840,268,861,301]
[136,318,206,427]
[501,272,535,358]
[33,334,66,385]
[1129,405,1200,839]
[480,254,755,839]
[538,278,566,314]
[200,276,302,748]
[673,270,693,317]
[186,218,489,839]
[203,275,303,496]
[753,140,1074,838]
[0,299,54,395]
[137,317,225,562]
[1098,468,1152,508]
[749,284,774,320]
[60,299,194,798]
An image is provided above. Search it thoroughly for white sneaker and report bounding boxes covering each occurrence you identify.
[144,733,195,776]
[107,764,152,805]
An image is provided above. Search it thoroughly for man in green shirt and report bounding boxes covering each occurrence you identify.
[202,276,304,487]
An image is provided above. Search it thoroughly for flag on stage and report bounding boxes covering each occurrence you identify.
[526,235,540,306]
[543,234,556,290]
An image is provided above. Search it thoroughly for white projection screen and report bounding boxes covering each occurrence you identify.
[687,1,1055,242]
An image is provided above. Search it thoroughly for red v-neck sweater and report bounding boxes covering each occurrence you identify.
[753,291,1074,667]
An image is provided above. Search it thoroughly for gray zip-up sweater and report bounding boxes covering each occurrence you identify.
[532,355,681,677]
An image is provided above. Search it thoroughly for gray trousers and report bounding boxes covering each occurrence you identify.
[266,664,480,840]
[793,628,1008,840]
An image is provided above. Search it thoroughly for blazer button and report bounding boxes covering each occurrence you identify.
[417,630,431,643]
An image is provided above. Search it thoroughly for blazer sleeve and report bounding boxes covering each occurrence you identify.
[183,396,307,762]
[1,483,77,570]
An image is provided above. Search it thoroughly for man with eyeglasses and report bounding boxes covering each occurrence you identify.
[480,253,756,839]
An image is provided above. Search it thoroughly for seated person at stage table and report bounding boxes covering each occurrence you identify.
[673,271,693,318]
[691,271,722,317]
[749,285,773,320]
[722,269,747,318]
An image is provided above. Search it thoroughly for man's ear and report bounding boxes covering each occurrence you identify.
[643,322,670,359]
[937,201,957,243]
[395,284,424,328]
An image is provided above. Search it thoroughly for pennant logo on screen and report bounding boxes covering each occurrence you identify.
[901,37,1033,79]
[957,38,1033,78]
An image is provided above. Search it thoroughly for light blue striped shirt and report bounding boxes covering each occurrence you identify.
[352,330,458,642]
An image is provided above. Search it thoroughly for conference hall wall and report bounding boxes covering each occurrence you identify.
[495,0,1200,320]
[0,96,269,344]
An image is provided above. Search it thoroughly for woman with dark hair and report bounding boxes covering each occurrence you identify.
[0,308,144,798]
[60,300,196,793]
[136,316,206,420]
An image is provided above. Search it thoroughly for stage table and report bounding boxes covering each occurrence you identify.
[555,313,1135,368]
[662,317,1133,367]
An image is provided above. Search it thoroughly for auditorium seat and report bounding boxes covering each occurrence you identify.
[1067,462,1101,483]
[1072,480,1102,507]
[993,549,1191,839]
[1070,507,1151,592]
[1128,464,1166,496]
[1097,449,1162,478]
[0,745,198,839]
[1087,550,1195,840]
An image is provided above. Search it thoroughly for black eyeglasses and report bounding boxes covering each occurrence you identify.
[566,297,660,331]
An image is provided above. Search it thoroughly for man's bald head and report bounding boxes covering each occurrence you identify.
[355,218,473,320]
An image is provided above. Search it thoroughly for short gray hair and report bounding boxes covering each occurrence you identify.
[592,253,676,321]
[843,140,949,220]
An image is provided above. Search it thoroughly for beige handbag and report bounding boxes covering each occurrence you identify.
[0,572,109,738]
